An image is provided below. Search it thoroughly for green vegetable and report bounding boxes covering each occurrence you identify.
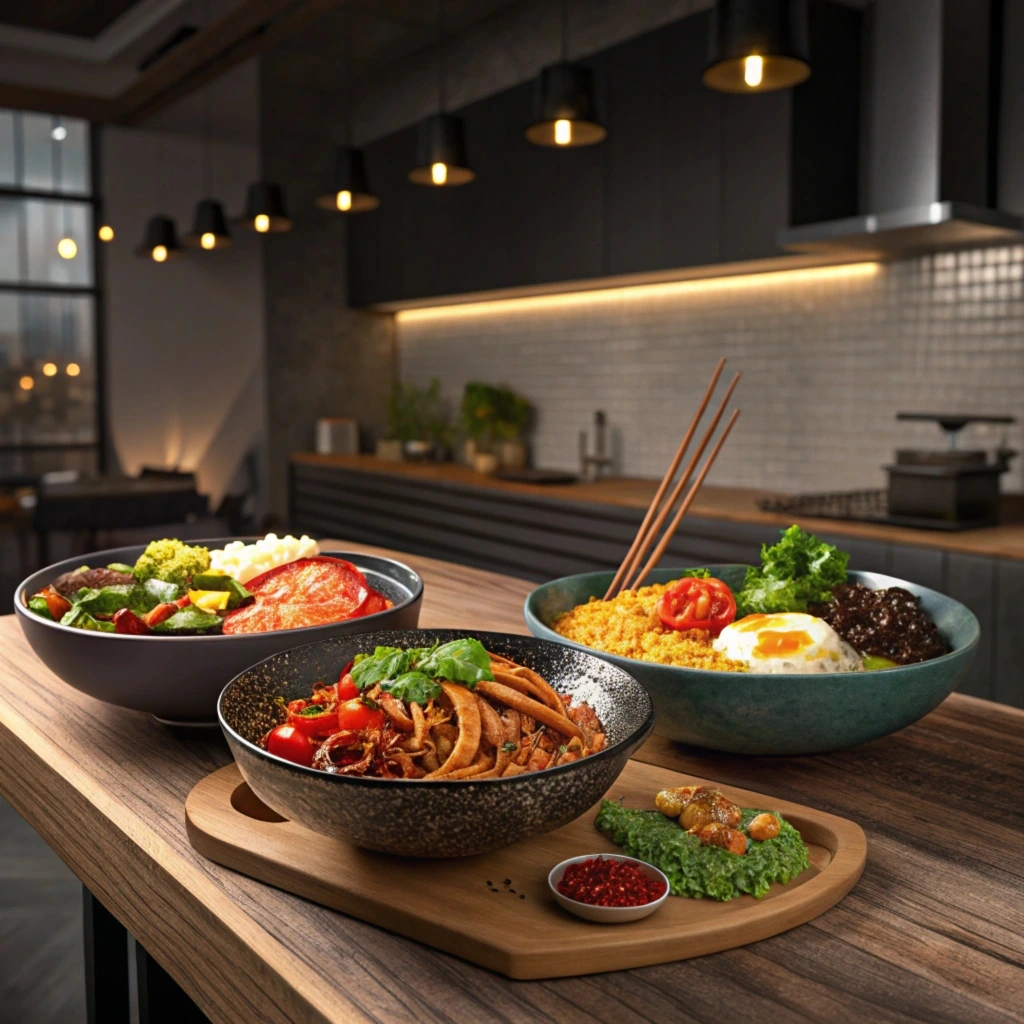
[150,605,222,634]
[59,606,116,632]
[501,741,517,753]
[74,585,134,616]
[596,801,809,901]
[132,539,211,589]
[128,577,180,614]
[28,595,53,620]
[296,704,332,718]
[190,572,252,609]
[351,646,418,689]
[416,638,494,688]
[735,525,849,617]
[863,655,898,671]
[106,562,134,573]
[381,671,442,704]
[682,568,712,579]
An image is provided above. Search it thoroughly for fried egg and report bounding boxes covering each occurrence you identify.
[713,612,863,674]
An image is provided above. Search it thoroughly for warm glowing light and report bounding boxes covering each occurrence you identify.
[337,190,353,211]
[744,55,764,87]
[394,262,882,323]
[66,362,81,377]
[51,125,67,142]
[152,245,168,262]
[201,232,216,249]
[254,214,270,233]
[431,162,448,185]
[98,225,114,242]
[57,237,77,259]
[19,376,34,391]
[42,362,57,377]
[554,119,572,145]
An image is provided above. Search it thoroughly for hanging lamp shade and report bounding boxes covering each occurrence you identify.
[134,215,182,262]
[408,114,475,186]
[237,181,293,232]
[703,0,810,94]
[525,62,606,147]
[315,147,380,212]
[182,198,232,249]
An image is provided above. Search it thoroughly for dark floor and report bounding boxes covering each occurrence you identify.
[0,796,86,1023]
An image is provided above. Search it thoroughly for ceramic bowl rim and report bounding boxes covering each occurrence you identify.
[547,853,670,917]
[524,565,980,680]
[13,539,424,643]
[218,628,656,788]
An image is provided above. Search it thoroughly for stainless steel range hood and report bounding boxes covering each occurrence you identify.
[779,0,1024,259]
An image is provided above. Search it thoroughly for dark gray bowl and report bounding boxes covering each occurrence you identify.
[524,566,980,755]
[14,541,423,723]
[218,629,655,857]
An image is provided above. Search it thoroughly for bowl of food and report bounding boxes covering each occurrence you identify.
[218,629,655,857]
[524,526,979,754]
[15,534,423,722]
[548,854,670,923]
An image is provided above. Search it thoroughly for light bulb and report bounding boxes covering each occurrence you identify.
[19,376,34,391]
[554,119,572,145]
[744,55,764,88]
[254,214,270,232]
[43,362,57,377]
[431,162,448,185]
[66,362,81,377]
[201,232,216,249]
[336,190,353,211]
[152,245,168,262]
[57,237,77,259]
[51,125,67,142]
[98,225,114,242]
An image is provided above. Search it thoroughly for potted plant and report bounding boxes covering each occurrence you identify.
[461,382,500,474]
[380,378,446,462]
[494,387,533,470]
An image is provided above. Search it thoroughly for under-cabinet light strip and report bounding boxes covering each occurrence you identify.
[394,261,881,323]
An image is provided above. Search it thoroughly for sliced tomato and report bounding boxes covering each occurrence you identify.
[285,698,339,738]
[336,698,385,732]
[352,590,393,618]
[36,585,71,621]
[221,557,386,635]
[336,672,358,701]
[657,577,736,635]
[143,602,179,628]
[266,724,315,766]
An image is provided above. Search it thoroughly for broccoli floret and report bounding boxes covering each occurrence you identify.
[132,539,211,589]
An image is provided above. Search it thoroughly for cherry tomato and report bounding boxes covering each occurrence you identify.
[285,699,339,739]
[336,672,358,701]
[657,577,736,635]
[336,698,385,732]
[35,585,71,621]
[266,724,315,767]
[113,608,150,635]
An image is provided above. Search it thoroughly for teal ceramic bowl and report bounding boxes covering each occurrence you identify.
[524,566,979,755]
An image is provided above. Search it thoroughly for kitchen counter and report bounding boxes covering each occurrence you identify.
[0,541,1020,1023]
[291,453,1024,561]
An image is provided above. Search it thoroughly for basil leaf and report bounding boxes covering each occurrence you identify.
[150,605,222,634]
[381,671,442,705]
[416,638,494,687]
[350,646,413,689]
[128,577,181,615]
[74,584,134,616]
[60,606,115,632]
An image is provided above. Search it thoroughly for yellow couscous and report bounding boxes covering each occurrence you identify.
[551,582,745,671]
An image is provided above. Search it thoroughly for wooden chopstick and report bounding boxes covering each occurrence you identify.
[602,358,726,600]
[628,408,741,589]
[615,371,741,595]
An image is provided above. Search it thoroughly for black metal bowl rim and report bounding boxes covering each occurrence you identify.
[524,565,981,675]
[218,629,657,787]
[12,540,424,643]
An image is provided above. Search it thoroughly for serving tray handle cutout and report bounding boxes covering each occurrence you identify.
[186,761,866,980]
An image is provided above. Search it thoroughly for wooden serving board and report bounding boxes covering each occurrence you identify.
[185,760,866,980]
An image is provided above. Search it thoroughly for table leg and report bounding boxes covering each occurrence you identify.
[83,886,130,1024]
[129,935,211,1024]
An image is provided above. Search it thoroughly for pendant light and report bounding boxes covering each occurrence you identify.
[525,0,606,147]
[703,0,810,94]
[134,215,183,262]
[54,125,78,259]
[316,10,380,213]
[408,0,474,186]
[183,60,232,250]
[237,182,293,233]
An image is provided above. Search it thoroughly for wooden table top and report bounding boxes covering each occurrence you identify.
[0,543,1021,1024]
[292,453,1024,561]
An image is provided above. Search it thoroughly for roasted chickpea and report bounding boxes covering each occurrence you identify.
[748,812,780,841]
[680,800,713,832]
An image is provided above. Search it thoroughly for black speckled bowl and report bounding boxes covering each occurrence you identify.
[14,541,423,723]
[218,629,655,858]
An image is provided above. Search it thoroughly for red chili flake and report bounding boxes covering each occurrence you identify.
[556,857,666,908]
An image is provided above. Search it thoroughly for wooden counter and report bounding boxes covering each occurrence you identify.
[291,453,1024,561]
[0,541,1021,1023]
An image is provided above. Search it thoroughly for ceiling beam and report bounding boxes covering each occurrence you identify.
[0,81,113,121]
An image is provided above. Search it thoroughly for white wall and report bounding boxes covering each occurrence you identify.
[101,125,267,517]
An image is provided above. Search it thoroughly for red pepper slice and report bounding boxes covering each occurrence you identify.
[143,602,179,628]
[657,577,736,635]
[35,585,71,621]
[285,699,340,738]
[113,608,151,635]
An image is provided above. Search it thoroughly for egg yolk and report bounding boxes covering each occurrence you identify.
[752,630,814,658]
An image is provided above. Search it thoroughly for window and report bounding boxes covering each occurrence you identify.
[0,110,99,477]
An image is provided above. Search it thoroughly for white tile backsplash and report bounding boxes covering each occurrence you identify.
[397,248,1024,493]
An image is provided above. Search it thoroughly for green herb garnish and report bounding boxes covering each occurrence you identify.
[351,638,494,692]
[380,671,442,704]
[682,567,712,579]
[501,741,517,753]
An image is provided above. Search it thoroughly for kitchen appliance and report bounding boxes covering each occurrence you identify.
[579,410,612,480]
[315,417,358,455]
